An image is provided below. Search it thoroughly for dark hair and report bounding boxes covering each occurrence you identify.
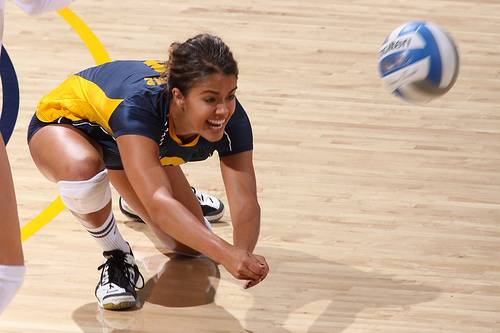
[162,34,238,96]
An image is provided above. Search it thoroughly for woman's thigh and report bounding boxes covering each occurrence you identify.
[28,124,104,182]
[163,166,204,222]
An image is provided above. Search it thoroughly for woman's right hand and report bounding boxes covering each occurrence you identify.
[222,248,269,288]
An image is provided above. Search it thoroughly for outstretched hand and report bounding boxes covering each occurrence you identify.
[223,249,269,289]
[244,254,268,289]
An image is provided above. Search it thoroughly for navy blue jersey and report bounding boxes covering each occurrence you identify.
[31,60,252,169]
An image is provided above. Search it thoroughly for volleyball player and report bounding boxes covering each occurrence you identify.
[28,33,269,310]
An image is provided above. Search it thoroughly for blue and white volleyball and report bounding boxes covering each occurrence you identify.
[378,21,459,103]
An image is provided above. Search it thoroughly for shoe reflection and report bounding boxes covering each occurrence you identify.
[139,253,220,308]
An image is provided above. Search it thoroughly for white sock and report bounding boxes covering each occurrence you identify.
[81,212,130,254]
[0,265,26,314]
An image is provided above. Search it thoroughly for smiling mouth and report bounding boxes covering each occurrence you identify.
[207,118,225,129]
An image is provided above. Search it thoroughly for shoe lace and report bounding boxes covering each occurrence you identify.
[97,251,144,290]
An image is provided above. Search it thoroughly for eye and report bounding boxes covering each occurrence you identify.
[204,97,217,103]
[227,94,236,101]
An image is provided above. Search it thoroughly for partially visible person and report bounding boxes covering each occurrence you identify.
[0,135,25,314]
[0,0,74,315]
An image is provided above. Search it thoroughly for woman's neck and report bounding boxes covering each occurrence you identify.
[168,99,197,142]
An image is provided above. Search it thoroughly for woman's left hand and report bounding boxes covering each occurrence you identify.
[244,254,269,289]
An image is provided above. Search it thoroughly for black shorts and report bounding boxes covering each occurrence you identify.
[27,115,125,170]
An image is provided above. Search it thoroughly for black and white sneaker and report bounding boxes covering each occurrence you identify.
[118,187,225,223]
[118,197,142,222]
[191,187,225,222]
[95,249,144,310]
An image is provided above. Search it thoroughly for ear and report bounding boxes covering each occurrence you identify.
[171,87,185,106]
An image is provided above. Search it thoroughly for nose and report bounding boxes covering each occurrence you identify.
[215,102,230,116]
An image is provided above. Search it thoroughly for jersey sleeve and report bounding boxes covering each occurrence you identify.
[108,93,164,143]
[216,99,253,157]
[14,0,74,15]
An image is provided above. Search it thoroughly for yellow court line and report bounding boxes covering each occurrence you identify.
[57,8,111,65]
[20,197,65,241]
[21,7,110,242]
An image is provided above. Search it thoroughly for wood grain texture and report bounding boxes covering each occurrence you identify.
[1,0,499,332]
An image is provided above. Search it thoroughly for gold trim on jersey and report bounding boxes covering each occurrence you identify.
[143,60,166,73]
[168,113,200,147]
[159,156,186,166]
[35,75,123,134]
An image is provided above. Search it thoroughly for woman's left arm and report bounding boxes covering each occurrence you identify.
[220,150,260,253]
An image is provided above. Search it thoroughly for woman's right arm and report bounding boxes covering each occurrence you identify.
[117,134,267,286]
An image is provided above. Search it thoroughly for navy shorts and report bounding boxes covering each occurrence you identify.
[27,115,125,170]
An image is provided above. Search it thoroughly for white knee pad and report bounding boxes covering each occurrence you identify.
[0,265,26,314]
[57,169,111,214]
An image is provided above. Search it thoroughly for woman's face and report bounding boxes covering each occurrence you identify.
[174,73,238,142]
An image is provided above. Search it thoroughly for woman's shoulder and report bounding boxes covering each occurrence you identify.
[76,60,166,98]
[226,99,250,126]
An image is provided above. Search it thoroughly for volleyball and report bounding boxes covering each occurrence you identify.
[378,21,459,103]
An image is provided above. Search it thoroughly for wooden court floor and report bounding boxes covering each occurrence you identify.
[1,0,500,332]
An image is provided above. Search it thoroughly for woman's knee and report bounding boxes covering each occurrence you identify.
[60,154,104,181]
[148,223,200,256]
